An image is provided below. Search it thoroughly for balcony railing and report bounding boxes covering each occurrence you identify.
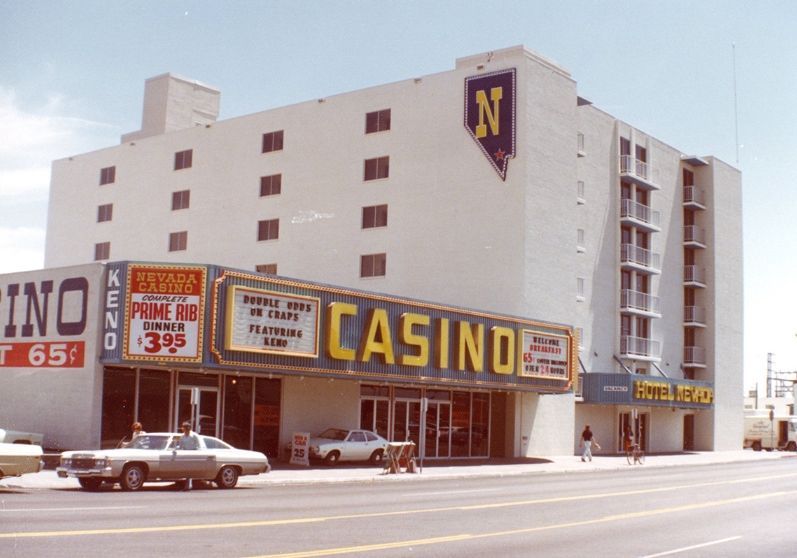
[620,335,661,360]
[621,198,661,230]
[683,185,706,209]
[684,346,706,366]
[683,265,707,286]
[621,289,661,316]
[621,243,661,273]
[684,225,707,247]
[620,155,658,190]
[684,305,707,326]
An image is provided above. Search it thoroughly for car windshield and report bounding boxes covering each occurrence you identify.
[317,428,348,440]
[128,435,171,450]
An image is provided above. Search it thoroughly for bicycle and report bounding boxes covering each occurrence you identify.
[626,442,644,465]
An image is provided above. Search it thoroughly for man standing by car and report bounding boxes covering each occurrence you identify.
[176,421,200,490]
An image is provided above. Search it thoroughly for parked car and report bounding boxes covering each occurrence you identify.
[0,442,44,479]
[308,428,388,465]
[0,427,44,445]
[57,432,270,491]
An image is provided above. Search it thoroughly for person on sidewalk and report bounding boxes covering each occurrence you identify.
[176,421,201,490]
[580,425,599,462]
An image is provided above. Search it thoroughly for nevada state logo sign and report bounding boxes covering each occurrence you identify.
[464,68,516,180]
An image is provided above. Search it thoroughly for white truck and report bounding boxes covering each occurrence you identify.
[743,414,797,451]
[0,427,44,446]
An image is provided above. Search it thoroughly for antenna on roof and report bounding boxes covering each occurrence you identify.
[732,42,739,165]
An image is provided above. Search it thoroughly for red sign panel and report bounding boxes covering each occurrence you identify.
[0,341,86,368]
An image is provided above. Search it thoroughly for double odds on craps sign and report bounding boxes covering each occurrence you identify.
[123,264,207,362]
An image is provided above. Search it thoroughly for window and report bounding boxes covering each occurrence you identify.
[172,190,190,210]
[576,277,585,301]
[99,166,116,185]
[258,219,280,241]
[362,204,388,229]
[169,231,188,251]
[94,241,110,261]
[577,229,585,252]
[262,130,284,153]
[577,132,585,156]
[365,109,391,133]
[364,156,389,181]
[260,174,282,197]
[360,253,386,278]
[577,180,585,204]
[256,263,278,274]
[174,149,193,170]
[97,203,113,223]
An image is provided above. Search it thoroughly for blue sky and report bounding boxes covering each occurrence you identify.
[2,1,796,392]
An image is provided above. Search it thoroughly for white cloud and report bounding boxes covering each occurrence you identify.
[0,226,45,274]
[0,87,118,273]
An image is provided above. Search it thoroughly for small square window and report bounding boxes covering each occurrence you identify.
[362,204,388,229]
[256,263,278,275]
[257,219,280,241]
[174,149,193,170]
[99,166,116,185]
[97,203,113,223]
[172,190,190,210]
[262,130,284,153]
[365,109,391,134]
[94,241,110,261]
[360,253,386,278]
[169,231,188,252]
[364,156,389,181]
[260,174,282,197]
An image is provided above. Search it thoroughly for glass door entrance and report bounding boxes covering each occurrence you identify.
[176,386,219,436]
[425,401,451,458]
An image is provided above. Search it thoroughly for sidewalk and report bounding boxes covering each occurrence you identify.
[1,450,792,490]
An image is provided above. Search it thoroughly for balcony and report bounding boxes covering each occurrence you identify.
[619,155,659,190]
[684,346,706,367]
[620,199,661,232]
[684,305,707,327]
[620,289,661,318]
[621,243,661,274]
[683,186,706,210]
[620,335,661,361]
[684,225,707,248]
[683,265,707,288]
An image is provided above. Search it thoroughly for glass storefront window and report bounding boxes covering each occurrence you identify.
[254,378,281,458]
[451,391,471,457]
[101,367,136,449]
[471,392,490,457]
[360,398,389,439]
[223,376,253,449]
[138,370,171,433]
[360,384,390,397]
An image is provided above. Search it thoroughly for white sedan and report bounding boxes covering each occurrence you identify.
[57,433,269,491]
[0,442,44,479]
[309,428,388,465]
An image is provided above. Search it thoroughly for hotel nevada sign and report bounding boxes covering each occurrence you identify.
[464,68,516,180]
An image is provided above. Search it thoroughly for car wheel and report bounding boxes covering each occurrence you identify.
[119,464,146,491]
[369,449,384,465]
[78,477,103,491]
[786,441,797,452]
[752,441,762,452]
[323,451,341,466]
[215,465,239,489]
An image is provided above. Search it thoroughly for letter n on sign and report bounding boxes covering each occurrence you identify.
[464,68,516,180]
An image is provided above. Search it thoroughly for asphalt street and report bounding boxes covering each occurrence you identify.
[1,451,796,557]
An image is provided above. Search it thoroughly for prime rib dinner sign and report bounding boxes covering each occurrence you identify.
[123,265,207,362]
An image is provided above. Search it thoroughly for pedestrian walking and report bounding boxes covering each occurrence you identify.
[580,424,599,462]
